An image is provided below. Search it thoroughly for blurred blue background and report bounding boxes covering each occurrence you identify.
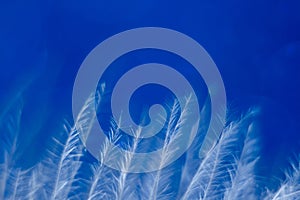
[1,0,300,189]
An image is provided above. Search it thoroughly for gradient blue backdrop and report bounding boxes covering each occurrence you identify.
[1,0,300,189]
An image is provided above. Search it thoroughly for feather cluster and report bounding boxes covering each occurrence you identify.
[0,96,299,200]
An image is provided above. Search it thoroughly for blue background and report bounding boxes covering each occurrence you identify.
[1,0,300,190]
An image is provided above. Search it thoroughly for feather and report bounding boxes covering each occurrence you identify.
[264,155,300,200]
[181,108,259,200]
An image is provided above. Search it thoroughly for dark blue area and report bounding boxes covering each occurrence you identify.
[0,0,300,187]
